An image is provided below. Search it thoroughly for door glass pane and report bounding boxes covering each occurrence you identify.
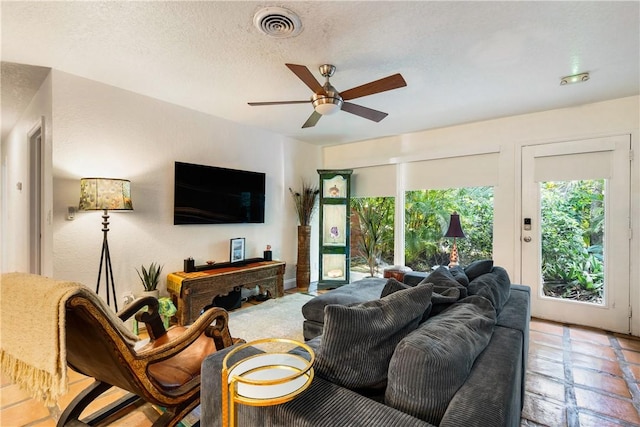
[350,197,395,277]
[404,187,494,271]
[541,179,605,305]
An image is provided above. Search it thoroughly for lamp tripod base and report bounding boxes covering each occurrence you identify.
[96,209,118,311]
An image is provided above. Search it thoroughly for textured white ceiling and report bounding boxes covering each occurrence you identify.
[2,1,639,146]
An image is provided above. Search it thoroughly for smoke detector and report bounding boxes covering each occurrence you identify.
[253,6,303,38]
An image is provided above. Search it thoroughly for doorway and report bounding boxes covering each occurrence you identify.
[28,123,43,274]
[521,135,631,333]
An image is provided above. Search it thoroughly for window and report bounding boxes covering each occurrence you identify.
[404,187,494,271]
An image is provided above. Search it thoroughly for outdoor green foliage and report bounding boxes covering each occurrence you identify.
[541,180,604,302]
[350,187,494,274]
[405,187,494,271]
[351,198,394,276]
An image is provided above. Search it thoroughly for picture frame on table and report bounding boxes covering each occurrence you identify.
[230,238,246,263]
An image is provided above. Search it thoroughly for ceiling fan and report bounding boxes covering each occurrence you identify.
[248,63,407,128]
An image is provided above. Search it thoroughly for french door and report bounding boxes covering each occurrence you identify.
[521,136,631,333]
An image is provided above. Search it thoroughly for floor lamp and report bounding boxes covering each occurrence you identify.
[79,178,133,311]
[444,211,465,268]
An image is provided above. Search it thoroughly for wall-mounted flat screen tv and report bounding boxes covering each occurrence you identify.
[174,161,265,225]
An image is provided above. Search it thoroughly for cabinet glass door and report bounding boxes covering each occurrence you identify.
[318,170,352,289]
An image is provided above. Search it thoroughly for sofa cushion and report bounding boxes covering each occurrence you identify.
[380,277,410,298]
[467,266,511,314]
[449,265,470,287]
[428,265,468,298]
[385,295,496,425]
[381,278,433,321]
[428,285,461,317]
[301,278,386,323]
[314,284,433,391]
[464,259,494,281]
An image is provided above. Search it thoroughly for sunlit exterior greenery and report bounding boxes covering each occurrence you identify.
[541,179,605,303]
[405,187,494,271]
[350,197,395,275]
[351,180,605,303]
[350,187,494,274]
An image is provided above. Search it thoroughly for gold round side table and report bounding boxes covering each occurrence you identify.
[221,338,315,426]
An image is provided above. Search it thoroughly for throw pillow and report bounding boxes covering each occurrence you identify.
[385,295,496,425]
[314,284,433,391]
[467,266,512,314]
[427,265,468,298]
[464,259,494,281]
[449,265,470,287]
[380,277,411,298]
[382,278,433,321]
[428,286,461,317]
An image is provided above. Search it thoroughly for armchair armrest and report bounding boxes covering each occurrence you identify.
[116,295,167,340]
[116,295,157,321]
[134,298,167,340]
[134,306,235,363]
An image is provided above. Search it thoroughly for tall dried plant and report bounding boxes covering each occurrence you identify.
[289,181,320,226]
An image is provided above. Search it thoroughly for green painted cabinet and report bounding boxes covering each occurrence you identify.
[317,169,352,289]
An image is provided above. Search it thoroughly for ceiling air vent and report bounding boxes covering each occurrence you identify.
[253,7,302,38]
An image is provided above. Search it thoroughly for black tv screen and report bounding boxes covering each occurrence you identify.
[174,162,265,224]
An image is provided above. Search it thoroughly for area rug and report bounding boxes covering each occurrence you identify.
[227,292,314,343]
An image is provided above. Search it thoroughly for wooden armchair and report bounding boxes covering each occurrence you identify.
[59,289,241,427]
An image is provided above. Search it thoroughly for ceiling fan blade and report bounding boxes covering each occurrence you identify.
[286,64,323,93]
[340,73,407,101]
[248,100,310,106]
[302,111,322,128]
[341,102,388,122]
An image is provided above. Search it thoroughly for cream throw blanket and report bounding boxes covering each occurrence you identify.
[0,272,139,406]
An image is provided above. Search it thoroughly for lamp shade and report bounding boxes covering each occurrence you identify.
[79,178,133,211]
[444,212,465,238]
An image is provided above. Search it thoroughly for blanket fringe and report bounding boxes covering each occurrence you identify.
[1,349,67,406]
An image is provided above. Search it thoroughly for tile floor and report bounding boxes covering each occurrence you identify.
[522,318,640,426]
[3,306,640,426]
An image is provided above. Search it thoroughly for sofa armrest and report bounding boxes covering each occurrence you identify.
[201,344,433,427]
[440,326,524,427]
[403,271,428,286]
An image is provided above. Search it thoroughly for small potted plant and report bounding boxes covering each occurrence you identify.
[136,262,163,299]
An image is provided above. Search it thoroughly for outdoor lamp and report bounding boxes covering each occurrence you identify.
[444,211,465,267]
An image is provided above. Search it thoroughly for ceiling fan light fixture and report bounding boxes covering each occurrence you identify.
[312,93,343,115]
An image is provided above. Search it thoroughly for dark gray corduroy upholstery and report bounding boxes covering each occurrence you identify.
[464,259,494,280]
[467,266,512,314]
[426,265,468,298]
[496,285,531,409]
[201,282,530,427]
[385,295,496,425]
[201,344,434,427]
[302,278,386,340]
[380,277,411,297]
[439,326,523,427]
[314,284,433,390]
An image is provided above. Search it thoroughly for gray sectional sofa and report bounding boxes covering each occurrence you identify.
[201,261,530,426]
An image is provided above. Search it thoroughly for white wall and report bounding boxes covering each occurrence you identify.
[2,70,322,305]
[323,95,640,332]
[1,72,54,276]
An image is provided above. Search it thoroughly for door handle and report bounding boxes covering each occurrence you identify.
[523,236,532,242]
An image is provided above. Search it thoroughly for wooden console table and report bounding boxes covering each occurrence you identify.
[167,260,286,325]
